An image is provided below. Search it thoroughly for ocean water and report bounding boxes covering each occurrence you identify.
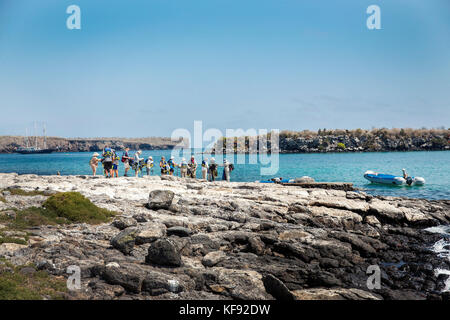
[0,150,449,200]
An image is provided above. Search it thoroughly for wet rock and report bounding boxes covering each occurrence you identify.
[145,239,182,267]
[148,190,175,210]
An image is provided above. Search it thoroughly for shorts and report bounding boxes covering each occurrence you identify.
[113,164,118,170]
[124,161,130,169]
[103,161,113,171]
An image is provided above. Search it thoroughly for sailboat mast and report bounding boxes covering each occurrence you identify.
[34,121,38,148]
[43,124,47,149]
[25,128,29,148]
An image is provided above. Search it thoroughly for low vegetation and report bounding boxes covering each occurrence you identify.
[0,192,117,230]
[3,188,47,196]
[0,260,67,300]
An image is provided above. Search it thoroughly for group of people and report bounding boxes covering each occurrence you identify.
[89,147,234,181]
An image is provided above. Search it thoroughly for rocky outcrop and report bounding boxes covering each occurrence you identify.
[0,136,187,153]
[211,129,450,153]
[0,173,449,300]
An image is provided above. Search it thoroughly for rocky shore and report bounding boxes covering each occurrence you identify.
[212,129,450,153]
[1,173,449,300]
[0,136,186,153]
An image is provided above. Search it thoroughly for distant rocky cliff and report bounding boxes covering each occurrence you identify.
[212,128,450,153]
[0,136,187,153]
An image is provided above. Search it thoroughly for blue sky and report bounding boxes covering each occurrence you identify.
[0,0,449,138]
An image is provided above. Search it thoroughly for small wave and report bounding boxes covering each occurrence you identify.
[435,269,450,292]
[426,226,450,292]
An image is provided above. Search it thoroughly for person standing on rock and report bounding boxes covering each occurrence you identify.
[188,155,197,178]
[201,158,209,180]
[112,150,120,178]
[180,158,188,178]
[146,156,154,176]
[168,156,177,176]
[208,158,218,181]
[221,159,234,182]
[102,146,114,178]
[160,156,168,175]
[133,150,143,177]
[89,152,101,176]
[122,147,131,177]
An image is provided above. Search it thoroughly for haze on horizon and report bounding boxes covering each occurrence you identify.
[0,0,449,138]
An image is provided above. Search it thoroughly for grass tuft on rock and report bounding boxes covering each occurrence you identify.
[43,192,116,224]
[0,192,117,229]
[0,260,67,300]
[0,195,6,203]
[4,188,47,196]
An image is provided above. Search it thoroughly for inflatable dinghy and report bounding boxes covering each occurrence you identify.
[364,170,425,186]
[258,178,294,184]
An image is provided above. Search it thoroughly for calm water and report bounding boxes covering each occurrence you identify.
[0,151,449,200]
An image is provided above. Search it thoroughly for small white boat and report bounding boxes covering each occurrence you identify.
[364,170,425,186]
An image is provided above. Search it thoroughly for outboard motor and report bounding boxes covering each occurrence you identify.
[406,176,413,186]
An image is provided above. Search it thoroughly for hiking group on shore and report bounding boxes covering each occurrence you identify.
[90,147,234,181]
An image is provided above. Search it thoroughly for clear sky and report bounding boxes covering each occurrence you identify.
[0,0,449,138]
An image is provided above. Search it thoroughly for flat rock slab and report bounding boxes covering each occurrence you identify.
[283,182,354,191]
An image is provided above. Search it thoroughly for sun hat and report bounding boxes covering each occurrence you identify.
[93,152,99,157]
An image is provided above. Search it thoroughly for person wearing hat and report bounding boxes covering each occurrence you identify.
[146,156,154,176]
[89,152,101,176]
[167,156,177,176]
[221,159,234,182]
[201,158,209,180]
[133,150,143,177]
[188,155,197,179]
[159,156,168,175]
[208,157,218,181]
[180,157,188,178]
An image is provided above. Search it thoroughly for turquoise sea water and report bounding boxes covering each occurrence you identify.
[0,151,449,200]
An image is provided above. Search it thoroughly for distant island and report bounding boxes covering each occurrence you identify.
[211,128,450,154]
[0,136,187,154]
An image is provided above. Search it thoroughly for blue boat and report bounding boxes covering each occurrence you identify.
[364,170,425,186]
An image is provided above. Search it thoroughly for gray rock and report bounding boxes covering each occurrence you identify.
[145,239,182,267]
[142,271,184,295]
[135,224,166,245]
[262,274,294,300]
[112,217,137,230]
[167,226,193,237]
[101,266,144,293]
[202,251,226,267]
[110,227,140,255]
[294,176,315,183]
[148,190,175,210]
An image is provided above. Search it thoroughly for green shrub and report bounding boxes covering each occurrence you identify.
[0,192,117,230]
[0,261,67,300]
[43,192,117,224]
[337,143,346,150]
[0,196,6,203]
